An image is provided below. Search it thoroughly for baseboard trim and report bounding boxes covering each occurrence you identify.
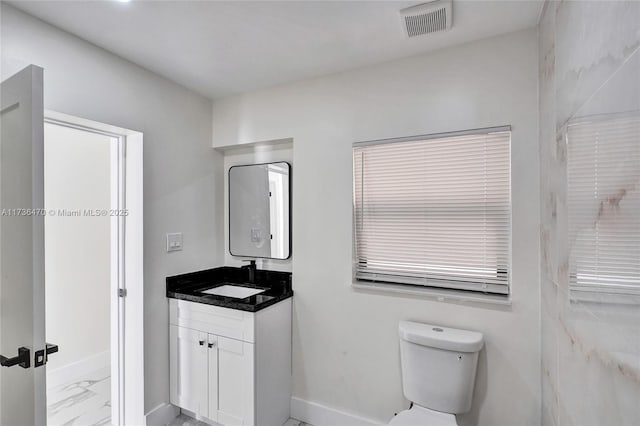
[291,397,383,426]
[47,350,110,390]
[145,402,180,426]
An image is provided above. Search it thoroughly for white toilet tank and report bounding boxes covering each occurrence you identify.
[398,321,483,414]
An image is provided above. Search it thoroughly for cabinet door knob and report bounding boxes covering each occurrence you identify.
[208,343,215,348]
[199,340,205,346]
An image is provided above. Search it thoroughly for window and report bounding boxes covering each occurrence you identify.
[567,112,640,301]
[352,127,511,295]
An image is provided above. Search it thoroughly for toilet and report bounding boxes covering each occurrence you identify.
[389,321,484,426]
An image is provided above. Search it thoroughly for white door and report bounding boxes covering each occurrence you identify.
[170,325,208,418]
[0,65,47,425]
[217,336,254,426]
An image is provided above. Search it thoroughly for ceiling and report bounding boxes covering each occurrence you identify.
[10,0,543,99]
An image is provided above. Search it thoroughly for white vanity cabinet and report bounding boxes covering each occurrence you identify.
[170,326,209,416]
[169,298,292,426]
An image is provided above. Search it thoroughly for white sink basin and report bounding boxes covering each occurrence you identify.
[200,285,265,299]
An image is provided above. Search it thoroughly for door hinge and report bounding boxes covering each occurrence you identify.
[119,288,127,297]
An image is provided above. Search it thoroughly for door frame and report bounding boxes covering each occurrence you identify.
[43,110,144,426]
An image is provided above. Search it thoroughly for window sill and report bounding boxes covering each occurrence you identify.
[352,280,512,307]
[569,289,640,306]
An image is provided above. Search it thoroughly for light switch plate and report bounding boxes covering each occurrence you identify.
[166,233,183,252]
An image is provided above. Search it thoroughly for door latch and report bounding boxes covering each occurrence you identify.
[0,347,30,369]
[34,343,59,368]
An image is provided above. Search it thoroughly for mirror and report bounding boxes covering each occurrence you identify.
[229,162,291,259]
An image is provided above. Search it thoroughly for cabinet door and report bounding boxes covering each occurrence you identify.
[169,325,208,418]
[217,336,255,426]
[206,334,218,423]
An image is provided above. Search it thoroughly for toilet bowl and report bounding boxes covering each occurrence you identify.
[388,405,457,426]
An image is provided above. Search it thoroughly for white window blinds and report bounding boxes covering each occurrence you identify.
[353,127,511,295]
[567,112,640,298]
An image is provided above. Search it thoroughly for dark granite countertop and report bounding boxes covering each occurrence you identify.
[166,266,292,312]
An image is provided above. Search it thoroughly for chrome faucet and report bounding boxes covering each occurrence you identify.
[241,259,257,284]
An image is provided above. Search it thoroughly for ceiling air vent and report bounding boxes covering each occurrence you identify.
[400,0,453,38]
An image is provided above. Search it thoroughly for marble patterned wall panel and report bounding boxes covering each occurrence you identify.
[540,277,559,426]
[555,44,640,426]
[556,297,640,426]
[538,4,560,425]
[554,1,640,128]
[540,1,640,425]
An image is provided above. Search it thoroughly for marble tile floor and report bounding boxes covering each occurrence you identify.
[168,414,311,426]
[47,366,111,426]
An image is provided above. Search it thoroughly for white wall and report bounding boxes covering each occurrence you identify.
[44,123,111,372]
[0,4,224,413]
[212,29,541,426]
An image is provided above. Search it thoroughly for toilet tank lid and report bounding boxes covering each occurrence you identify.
[399,321,484,353]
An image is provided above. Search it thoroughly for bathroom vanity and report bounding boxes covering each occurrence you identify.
[166,267,293,426]
[166,161,293,425]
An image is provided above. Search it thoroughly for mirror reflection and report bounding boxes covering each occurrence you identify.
[229,162,291,259]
